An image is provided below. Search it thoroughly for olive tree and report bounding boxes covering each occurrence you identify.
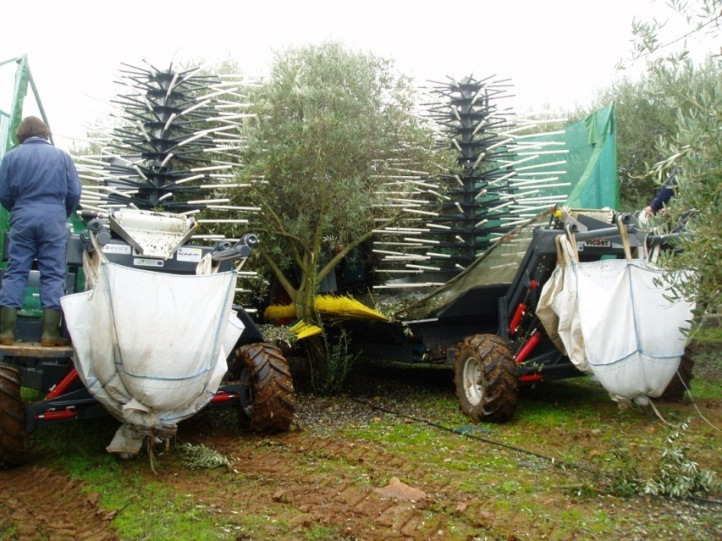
[625,0,721,317]
[236,42,449,391]
[594,75,681,209]
[650,59,721,318]
[591,1,721,211]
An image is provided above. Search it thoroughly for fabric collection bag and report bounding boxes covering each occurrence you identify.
[537,233,590,374]
[538,222,694,402]
[61,261,242,429]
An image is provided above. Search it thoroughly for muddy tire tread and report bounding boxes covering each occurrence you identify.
[232,343,295,434]
[0,365,26,469]
[454,334,518,423]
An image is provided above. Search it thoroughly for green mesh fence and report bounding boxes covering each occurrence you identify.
[519,104,618,210]
[398,105,619,320]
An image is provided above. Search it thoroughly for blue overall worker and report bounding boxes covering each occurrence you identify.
[644,170,677,219]
[0,116,82,346]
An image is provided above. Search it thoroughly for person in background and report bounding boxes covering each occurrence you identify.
[0,116,82,346]
[644,169,678,218]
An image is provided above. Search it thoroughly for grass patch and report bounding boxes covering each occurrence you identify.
[304,524,354,540]
[695,323,722,345]
[691,377,722,400]
[8,336,721,540]
[26,419,244,540]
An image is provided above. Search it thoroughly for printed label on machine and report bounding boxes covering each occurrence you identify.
[101,244,132,255]
[134,258,164,268]
[581,238,612,249]
[176,247,203,262]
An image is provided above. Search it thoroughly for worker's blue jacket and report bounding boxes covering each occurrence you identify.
[0,137,81,217]
[0,137,82,310]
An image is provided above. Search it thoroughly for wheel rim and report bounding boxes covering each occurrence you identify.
[238,366,253,417]
[462,356,484,406]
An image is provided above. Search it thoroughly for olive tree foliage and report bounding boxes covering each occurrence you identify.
[234,42,451,388]
[652,61,722,319]
[239,42,444,311]
[594,75,681,209]
[594,0,721,209]
[624,0,722,317]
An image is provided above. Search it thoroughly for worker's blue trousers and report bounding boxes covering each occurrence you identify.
[0,207,68,310]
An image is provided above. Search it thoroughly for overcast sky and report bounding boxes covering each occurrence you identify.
[1,0,714,150]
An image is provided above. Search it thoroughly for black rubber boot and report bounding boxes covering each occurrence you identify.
[0,306,17,346]
[40,309,69,347]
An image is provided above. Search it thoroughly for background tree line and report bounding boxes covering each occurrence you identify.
[72,1,720,391]
[593,0,720,320]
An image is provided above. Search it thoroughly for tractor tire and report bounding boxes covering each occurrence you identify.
[0,365,26,469]
[230,343,295,434]
[454,334,518,423]
[660,350,694,401]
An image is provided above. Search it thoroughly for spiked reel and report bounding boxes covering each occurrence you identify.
[74,61,262,264]
[373,75,569,291]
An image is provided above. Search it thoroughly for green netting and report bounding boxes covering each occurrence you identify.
[398,106,619,320]
[518,104,619,210]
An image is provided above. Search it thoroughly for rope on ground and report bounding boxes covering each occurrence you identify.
[146,434,158,475]
[351,397,602,477]
[675,372,721,432]
[648,399,674,427]
[351,397,722,507]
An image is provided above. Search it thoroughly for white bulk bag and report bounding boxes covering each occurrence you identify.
[537,235,590,373]
[538,231,694,402]
[61,262,241,429]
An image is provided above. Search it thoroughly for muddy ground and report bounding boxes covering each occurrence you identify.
[1,355,721,540]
